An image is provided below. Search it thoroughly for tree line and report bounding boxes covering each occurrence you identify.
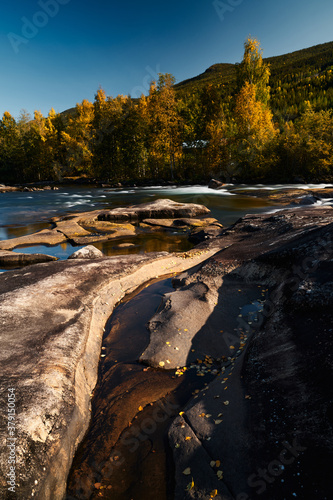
[1,38,333,185]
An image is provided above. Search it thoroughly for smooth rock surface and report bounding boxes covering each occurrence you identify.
[157,207,333,499]
[68,246,104,259]
[0,229,67,251]
[0,249,58,266]
[0,247,219,500]
[142,217,221,229]
[98,199,211,222]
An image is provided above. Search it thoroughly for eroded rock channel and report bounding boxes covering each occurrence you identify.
[1,203,333,500]
[68,207,333,500]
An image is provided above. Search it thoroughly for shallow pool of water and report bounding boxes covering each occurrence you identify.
[1,183,332,261]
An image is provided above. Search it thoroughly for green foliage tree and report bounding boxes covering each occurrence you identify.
[0,112,23,182]
[276,103,333,180]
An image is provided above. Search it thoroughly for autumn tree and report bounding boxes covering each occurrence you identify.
[237,36,271,105]
[117,96,148,180]
[92,89,130,179]
[233,37,277,177]
[146,73,183,179]
[276,103,333,180]
[61,99,94,176]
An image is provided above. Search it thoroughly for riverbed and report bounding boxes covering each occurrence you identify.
[1,183,332,261]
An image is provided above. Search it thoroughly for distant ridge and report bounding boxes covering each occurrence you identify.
[61,40,333,118]
[175,40,333,92]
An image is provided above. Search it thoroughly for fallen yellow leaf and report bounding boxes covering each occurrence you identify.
[186,478,195,491]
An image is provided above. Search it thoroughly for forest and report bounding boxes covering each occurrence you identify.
[1,38,333,184]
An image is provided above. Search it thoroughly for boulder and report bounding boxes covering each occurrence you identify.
[68,246,104,259]
[97,199,211,222]
[208,178,225,189]
[292,194,321,206]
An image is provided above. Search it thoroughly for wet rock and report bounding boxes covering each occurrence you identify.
[162,207,333,499]
[188,225,224,244]
[54,220,92,238]
[310,188,333,199]
[98,199,211,222]
[0,248,219,500]
[0,185,20,192]
[142,217,221,229]
[292,194,321,206]
[233,188,309,205]
[140,282,217,369]
[0,249,58,267]
[79,220,136,235]
[68,245,104,259]
[70,229,137,245]
[0,229,67,251]
[208,178,225,190]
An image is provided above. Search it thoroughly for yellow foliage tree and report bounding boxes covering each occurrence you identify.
[234,82,276,145]
[233,38,277,176]
[61,99,94,175]
[146,74,183,179]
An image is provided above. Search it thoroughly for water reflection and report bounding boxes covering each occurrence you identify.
[93,232,193,257]
[1,183,331,262]
[5,232,192,261]
[5,222,52,239]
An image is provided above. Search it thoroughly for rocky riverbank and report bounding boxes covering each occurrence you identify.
[0,199,222,268]
[0,201,332,499]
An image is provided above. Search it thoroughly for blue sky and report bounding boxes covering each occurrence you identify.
[1,0,333,118]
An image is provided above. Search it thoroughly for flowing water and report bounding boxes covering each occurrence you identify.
[1,183,332,263]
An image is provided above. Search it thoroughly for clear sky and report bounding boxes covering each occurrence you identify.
[1,0,333,118]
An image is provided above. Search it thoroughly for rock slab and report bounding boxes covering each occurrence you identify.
[0,247,219,500]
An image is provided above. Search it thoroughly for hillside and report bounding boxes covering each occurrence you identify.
[61,41,333,122]
[175,41,333,121]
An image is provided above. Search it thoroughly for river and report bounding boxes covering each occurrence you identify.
[0,183,332,261]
